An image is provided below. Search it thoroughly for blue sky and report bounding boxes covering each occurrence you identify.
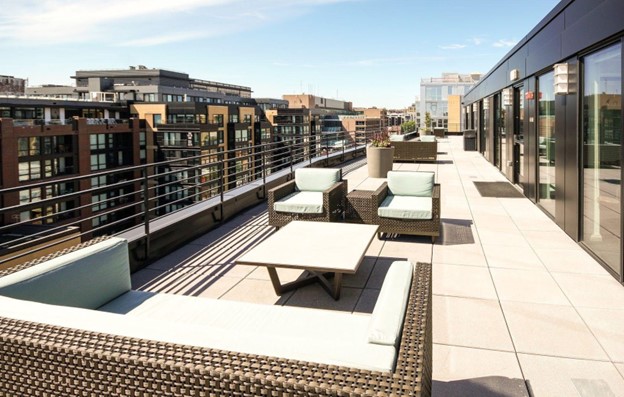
[0,0,560,108]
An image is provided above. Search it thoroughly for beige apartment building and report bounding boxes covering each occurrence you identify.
[447,95,462,133]
[283,94,353,112]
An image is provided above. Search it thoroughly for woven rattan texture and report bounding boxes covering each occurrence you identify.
[345,190,376,223]
[369,183,441,243]
[0,236,111,277]
[0,250,432,396]
[392,141,438,163]
[268,178,347,228]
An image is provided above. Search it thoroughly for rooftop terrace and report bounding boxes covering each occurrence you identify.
[131,136,624,396]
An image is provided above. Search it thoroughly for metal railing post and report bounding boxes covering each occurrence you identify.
[143,167,151,261]
[262,144,267,198]
[219,152,225,221]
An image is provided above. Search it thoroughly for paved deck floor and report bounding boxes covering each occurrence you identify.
[132,136,624,397]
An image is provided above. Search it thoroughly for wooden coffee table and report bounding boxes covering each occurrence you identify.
[236,221,379,300]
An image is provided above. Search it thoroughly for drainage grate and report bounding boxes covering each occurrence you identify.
[441,219,475,245]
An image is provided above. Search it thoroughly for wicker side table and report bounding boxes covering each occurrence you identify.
[345,190,375,223]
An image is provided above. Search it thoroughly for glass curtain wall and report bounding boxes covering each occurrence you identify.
[514,87,525,185]
[494,94,501,168]
[582,43,622,275]
[538,72,556,216]
[481,99,490,157]
[497,93,507,171]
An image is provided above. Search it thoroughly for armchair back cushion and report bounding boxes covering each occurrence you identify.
[295,168,341,192]
[0,237,130,309]
[367,260,413,346]
[388,171,434,197]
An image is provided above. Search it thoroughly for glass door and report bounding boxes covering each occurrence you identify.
[538,72,556,217]
[513,86,525,186]
[495,93,503,170]
[582,43,622,276]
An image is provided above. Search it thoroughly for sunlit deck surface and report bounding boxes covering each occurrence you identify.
[132,136,624,397]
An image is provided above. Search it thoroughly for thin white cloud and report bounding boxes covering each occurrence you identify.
[469,37,484,46]
[493,39,518,48]
[439,44,466,50]
[0,0,356,46]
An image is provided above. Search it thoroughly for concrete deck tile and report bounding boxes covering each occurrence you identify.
[477,229,530,248]
[145,243,208,271]
[512,217,562,232]
[124,136,624,393]
[433,243,487,267]
[433,344,529,397]
[195,276,246,299]
[131,268,167,290]
[490,268,569,305]
[343,257,375,288]
[433,295,514,352]
[220,278,293,305]
[218,264,258,278]
[518,354,624,397]
[364,258,393,289]
[379,237,433,263]
[284,285,363,312]
[522,230,580,250]
[482,244,545,270]
[432,263,498,300]
[246,266,308,283]
[534,247,610,275]
[138,265,239,296]
[472,216,520,232]
[353,288,380,314]
[502,301,608,361]
[578,307,624,363]
[616,363,624,379]
[551,272,624,309]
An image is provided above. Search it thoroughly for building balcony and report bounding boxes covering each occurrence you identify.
[1,135,623,396]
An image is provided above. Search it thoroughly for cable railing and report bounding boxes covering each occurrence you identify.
[0,129,378,266]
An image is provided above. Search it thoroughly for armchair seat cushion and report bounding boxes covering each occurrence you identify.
[273,191,323,214]
[378,195,433,220]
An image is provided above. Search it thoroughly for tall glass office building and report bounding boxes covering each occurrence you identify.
[463,0,624,281]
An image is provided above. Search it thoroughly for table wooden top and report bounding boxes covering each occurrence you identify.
[236,221,379,273]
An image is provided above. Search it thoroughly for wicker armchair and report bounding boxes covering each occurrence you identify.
[268,168,347,228]
[0,238,432,397]
[370,172,441,243]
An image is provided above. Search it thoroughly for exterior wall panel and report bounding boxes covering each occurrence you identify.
[561,0,624,56]
[562,63,580,239]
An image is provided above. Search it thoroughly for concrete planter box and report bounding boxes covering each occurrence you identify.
[367,146,395,178]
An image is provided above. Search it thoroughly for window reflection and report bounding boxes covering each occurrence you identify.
[582,43,622,275]
[538,72,556,216]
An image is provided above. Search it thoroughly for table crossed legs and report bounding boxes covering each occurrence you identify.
[266,267,343,300]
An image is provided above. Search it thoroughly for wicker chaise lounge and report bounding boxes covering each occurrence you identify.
[268,167,347,228]
[0,237,432,396]
[370,171,441,242]
[392,136,437,163]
